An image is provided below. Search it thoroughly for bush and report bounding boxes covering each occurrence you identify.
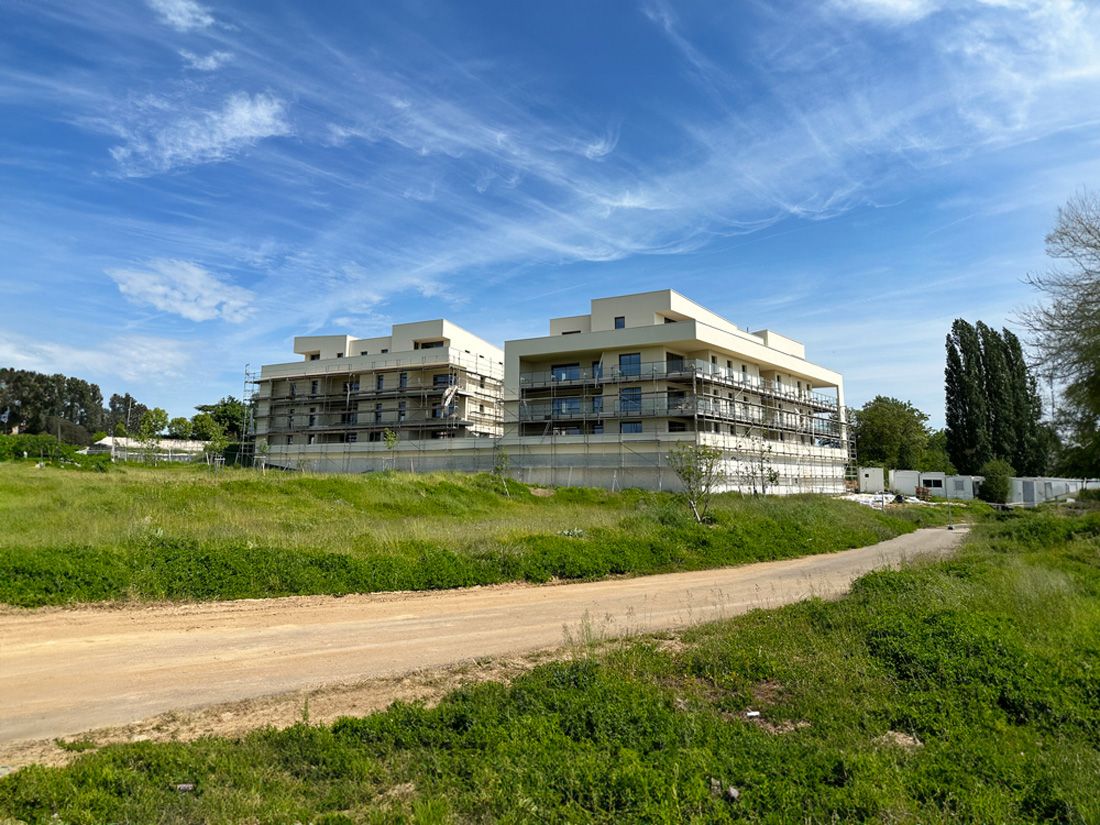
[977,459,1014,503]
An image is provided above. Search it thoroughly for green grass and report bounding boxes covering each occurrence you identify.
[0,463,959,607]
[1,508,1096,823]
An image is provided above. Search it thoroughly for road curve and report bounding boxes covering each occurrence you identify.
[0,526,965,746]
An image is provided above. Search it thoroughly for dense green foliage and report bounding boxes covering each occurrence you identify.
[2,509,1096,822]
[0,464,950,608]
[945,320,1048,475]
[0,369,106,444]
[849,395,954,472]
[0,434,111,470]
[977,458,1014,504]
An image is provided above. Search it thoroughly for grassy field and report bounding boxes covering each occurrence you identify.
[0,463,956,607]
[1,507,1096,822]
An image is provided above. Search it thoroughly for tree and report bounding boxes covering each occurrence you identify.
[137,407,168,463]
[918,429,956,474]
[190,412,222,441]
[194,396,249,441]
[977,459,1014,504]
[850,396,929,470]
[667,443,727,521]
[1021,191,1100,476]
[167,417,193,439]
[107,393,148,436]
[382,428,399,470]
[734,439,779,497]
[945,320,991,474]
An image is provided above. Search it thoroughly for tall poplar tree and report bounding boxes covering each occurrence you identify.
[945,319,991,474]
[977,321,1014,464]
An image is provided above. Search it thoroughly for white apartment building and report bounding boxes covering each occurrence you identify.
[501,290,848,493]
[250,292,849,492]
[253,320,504,473]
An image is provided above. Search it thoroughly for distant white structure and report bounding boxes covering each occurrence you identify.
[881,467,1097,505]
[83,436,209,462]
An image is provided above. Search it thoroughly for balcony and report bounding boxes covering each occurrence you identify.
[518,358,837,409]
[515,393,842,435]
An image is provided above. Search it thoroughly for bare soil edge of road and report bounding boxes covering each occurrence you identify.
[0,640,678,773]
[0,526,967,773]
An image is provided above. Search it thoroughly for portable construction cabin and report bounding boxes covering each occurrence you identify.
[944,475,981,500]
[858,467,885,493]
[1010,477,1098,506]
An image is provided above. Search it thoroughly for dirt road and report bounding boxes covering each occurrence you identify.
[0,526,964,756]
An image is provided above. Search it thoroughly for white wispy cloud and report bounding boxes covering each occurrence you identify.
[105,259,255,323]
[146,0,214,31]
[110,92,290,174]
[179,49,232,71]
[829,0,941,23]
[0,331,192,384]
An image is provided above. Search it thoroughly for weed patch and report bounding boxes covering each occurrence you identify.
[0,464,958,607]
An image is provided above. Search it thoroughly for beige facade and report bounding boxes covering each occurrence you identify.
[501,290,848,493]
[253,320,504,467]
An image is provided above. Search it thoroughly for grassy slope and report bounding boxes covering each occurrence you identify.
[0,463,952,607]
[1,509,1097,823]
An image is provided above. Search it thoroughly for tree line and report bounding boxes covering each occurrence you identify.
[0,368,248,446]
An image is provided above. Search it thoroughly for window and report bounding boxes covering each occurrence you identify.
[309,353,320,361]
[926,478,944,489]
[381,348,389,354]
[591,360,603,380]
[376,374,384,391]
[308,434,316,445]
[416,340,445,349]
[620,387,641,413]
[433,373,455,388]
[592,395,603,414]
[551,363,581,381]
[360,351,369,356]
[479,403,485,414]
[668,421,687,433]
[343,380,359,393]
[666,353,684,372]
[727,360,733,370]
[310,380,319,396]
[618,352,641,377]
[374,403,383,423]
[346,433,357,443]
[368,431,382,442]
[336,353,343,358]
[667,390,686,412]
[553,397,581,417]
[308,409,317,427]
[614,316,625,329]
[592,422,604,434]
[954,479,965,492]
[621,421,642,434]
[285,435,293,445]
[399,371,408,389]
[398,401,406,421]
[341,411,358,425]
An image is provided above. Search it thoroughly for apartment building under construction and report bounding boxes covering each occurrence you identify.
[253,320,504,472]
[502,290,847,493]
[252,292,849,492]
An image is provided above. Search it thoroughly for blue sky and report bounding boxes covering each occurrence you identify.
[2,0,1099,425]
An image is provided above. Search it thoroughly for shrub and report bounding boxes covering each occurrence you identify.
[977,459,1014,503]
